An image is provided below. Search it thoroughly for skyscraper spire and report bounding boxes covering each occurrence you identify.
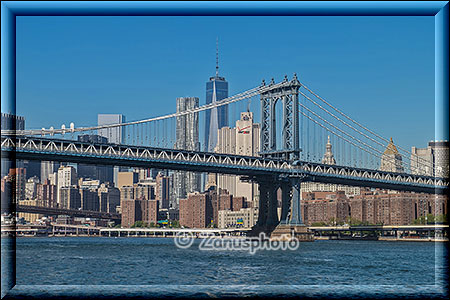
[216,37,219,77]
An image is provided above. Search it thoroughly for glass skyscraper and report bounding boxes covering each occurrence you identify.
[174,97,201,208]
[204,75,228,152]
[97,114,126,144]
[97,114,126,187]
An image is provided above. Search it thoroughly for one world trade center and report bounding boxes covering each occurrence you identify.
[204,39,229,152]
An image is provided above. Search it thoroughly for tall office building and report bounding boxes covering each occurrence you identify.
[214,112,260,207]
[411,144,434,176]
[97,114,126,187]
[98,183,120,213]
[380,137,404,173]
[1,113,25,177]
[204,42,229,152]
[41,161,60,183]
[156,172,170,210]
[117,171,139,189]
[57,166,77,207]
[77,134,113,184]
[80,188,99,211]
[429,140,449,178]
[1,112,25,131]
[59,186,81,210]
[1,114,39,180]
[25,176,40,200]
[121,198,159,228]
[410,140,449,178]
[173,97,201,208]
[179,191,214,228]
[97,114,126,144]
[36,179,57,208]
[8,168,26,202]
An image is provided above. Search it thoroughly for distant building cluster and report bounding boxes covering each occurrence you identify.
[411,140,449,178]
[1,164,121,223]
[179,186,253,229]
[301,189,447,226]
[212,111,260,208]
[2,57,449,231]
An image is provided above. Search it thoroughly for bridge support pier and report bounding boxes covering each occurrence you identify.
[271,179,314,241]
[249,177,313,241]
[248,178,279,237]
[279,182,291,225]
[266,186,279,228]
[289,179,302,225]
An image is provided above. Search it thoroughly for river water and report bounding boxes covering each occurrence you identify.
[2,237,448,298]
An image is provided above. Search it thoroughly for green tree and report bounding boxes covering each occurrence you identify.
[171,220,180,228]
[328,217,337,226]
[413,216,424,225]
[149,222,155,227]
[435,214,447,224]
[311,222,327,227]
[425,214,435,224]
[132,221,145,228]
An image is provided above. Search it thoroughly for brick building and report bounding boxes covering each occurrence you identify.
[121,198,159,228]
[8,168,26,202]
[179,192,213,228]
[301,191,350,225]
[36,179,57,208]
[301,189,447,226]
[120,183,158,228]
[155,172,170,209]
[179,186,253,228]
[349,190,447,225]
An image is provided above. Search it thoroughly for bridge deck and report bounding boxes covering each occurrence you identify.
[2,135,448,194]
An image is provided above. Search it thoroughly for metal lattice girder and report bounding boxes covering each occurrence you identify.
[260,75,301,160]
[260,96,272,153]
[1,135,447,194]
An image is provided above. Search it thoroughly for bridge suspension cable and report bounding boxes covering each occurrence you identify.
[299,85,434,172]
[300,110,388,166]
[2,80,291,137]
[300,110,393,169]
[299,102,388,160]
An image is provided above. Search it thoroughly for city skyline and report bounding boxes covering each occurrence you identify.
[10,15,441,153]
[2,4,448,300]
[3,13,447,231]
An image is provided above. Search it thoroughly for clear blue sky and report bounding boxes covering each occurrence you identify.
[13,16,435,150]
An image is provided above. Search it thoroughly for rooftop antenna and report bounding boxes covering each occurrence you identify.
[216,37,219,77]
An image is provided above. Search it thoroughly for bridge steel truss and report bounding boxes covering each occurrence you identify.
[260,74,301,161]
[2,135,448,231]
[16,204,121,220]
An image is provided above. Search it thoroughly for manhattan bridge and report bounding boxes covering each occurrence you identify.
[1,74,448,235]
